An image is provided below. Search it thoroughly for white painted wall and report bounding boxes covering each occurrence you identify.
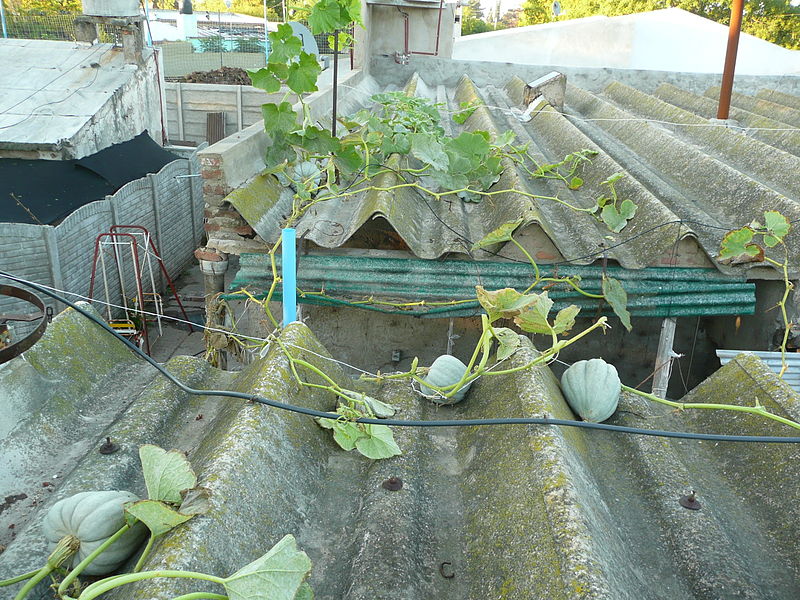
[453,8,800,75]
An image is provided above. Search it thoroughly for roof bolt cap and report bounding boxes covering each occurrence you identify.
[382,477,403,491]
[679,490,701,510]
[99,437,120,455]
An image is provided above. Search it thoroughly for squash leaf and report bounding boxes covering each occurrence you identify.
[294,583,314,600]
[124,500,192,537]
[224,534,312,600]
[600,199,637,233]
[513,293,555,335]
[410,133,449,171]
[267,24,302,63]
[355,424,402,460]
[763,210,790,247]
[262,102,298,136]
[248,67,282,94]
[329,419,365,451]
[601,275,632,331]
[552,305,580,335]
[476,286,539,323]
[286,52,321,94]
[179,487,212,516]
[345,391,396,418]
[139,445,197,505]
[492,327,521,361]
[717,227,764,264]
[471,219,523,251]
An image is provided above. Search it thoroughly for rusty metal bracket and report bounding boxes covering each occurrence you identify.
[0,285,47,364]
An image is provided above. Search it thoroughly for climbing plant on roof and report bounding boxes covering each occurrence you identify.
[239,0,652,458]
[1,445,314,600]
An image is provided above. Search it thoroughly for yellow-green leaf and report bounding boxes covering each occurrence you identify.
[471,219,524,251]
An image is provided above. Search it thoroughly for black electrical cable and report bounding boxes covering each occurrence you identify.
[4,270,800,444]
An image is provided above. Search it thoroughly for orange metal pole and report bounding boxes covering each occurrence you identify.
[717,0,744,119]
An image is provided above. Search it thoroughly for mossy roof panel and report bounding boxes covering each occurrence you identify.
[1,305,799,599]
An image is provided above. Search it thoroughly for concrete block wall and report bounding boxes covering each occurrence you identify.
[0,155,202,342]
[165,82,289,146]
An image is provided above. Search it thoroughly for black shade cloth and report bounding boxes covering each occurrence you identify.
[1,132,178,225]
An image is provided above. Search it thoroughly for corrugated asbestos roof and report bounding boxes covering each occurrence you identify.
[2,303,800,599]
[229,253,756,318]
[226,66,800,277]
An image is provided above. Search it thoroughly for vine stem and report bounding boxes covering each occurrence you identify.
[0,569,40,588]
[764,248,793,378]
[13,565,53,600]
[133,533,156,573]
[58,523,131,598]
[77,570,226,600]
[621,384,800,430]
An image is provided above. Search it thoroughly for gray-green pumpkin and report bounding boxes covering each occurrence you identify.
[43,490,148,575]
[560,358,620,422]
[420,355,472,404]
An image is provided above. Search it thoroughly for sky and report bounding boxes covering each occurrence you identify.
[479,0,524,18]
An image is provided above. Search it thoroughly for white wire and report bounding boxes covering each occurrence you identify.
[22,277,383,376]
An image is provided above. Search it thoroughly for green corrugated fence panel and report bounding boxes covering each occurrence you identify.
[226,253,756,319]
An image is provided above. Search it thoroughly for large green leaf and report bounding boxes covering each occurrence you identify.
[295,582,314,600]
[124,500,192,537]
[552,305,580,335]
[600,199,637,233]
[513,293,555,335]
[286,52,321,94]
[268,24,302,63]
[718,226,764,264]
[139,445,197,504]
[447,131,490,159]
[355,424,402,459]
[602,275,632,331]
[287,126,340,155]
[476,286,538,323]
[430,170,469,191]
[307,0,351,34]
[248,67,282,93]
[342,390,397,418]
[410,133,449,171]
[331,420,365,451]
[224,535,312,600]
[262,102,298,135]
[265,132,297,167]
[334,145,365,174]
[763,210,790,247]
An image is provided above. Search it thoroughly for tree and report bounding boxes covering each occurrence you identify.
[499,7,522,29]
[519,0,551,26]
[461,0,491,35]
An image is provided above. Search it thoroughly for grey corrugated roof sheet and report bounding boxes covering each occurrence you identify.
[2,303,800,598]
[226,64,800,277]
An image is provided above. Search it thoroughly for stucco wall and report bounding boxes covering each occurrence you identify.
[453,9,800,75]
[62,48,163,160]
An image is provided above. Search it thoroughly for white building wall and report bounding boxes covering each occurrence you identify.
[453,8,800,75]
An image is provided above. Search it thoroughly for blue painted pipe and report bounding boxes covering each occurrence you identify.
[282,228,297,325]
